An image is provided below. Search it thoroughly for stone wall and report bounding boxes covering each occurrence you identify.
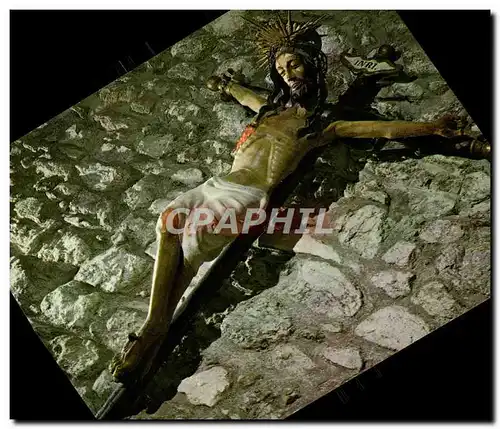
[10,11,490,416]
[135,154,489,420]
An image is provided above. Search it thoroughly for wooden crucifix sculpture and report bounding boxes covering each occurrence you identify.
[108,12,491,385]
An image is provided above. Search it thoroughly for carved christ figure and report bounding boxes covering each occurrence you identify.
[109,13,489,381]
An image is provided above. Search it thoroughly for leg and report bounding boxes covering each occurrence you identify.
[163,261,197,325]
[109,208,188,382]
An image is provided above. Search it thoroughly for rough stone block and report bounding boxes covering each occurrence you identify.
[75,246,151,293]
[355,306,430,351]
[10,219,59,255]
[289,259,362,319]
[93,115,129,132]
[411,281,460,320]
[93,369,121,398]
[323,347,362,370]
[171,168,204,186]
[37,230,95,266]
[40,281,102,329]
[167,63,198,81]
[334,205,386,259]
[382,241,416,267]
[459,171,490,207]
[34,159,74,181]
[292,234,342,264]
[10,257,33,301]
[220,296,293,349]
[371,270,414,298]
[49,335,102,379]
[14,197,44,224]
[75,162,131,191]
[178,367,230,407]
[135,134,174,159]
[212,103,248,141]
[419,219,463,243]
[271,344,316,373]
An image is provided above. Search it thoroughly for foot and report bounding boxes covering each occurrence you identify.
[109,326,167,383]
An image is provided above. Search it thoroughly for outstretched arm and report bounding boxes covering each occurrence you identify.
[225,81,267,113]
[323,116,464,141]
[206,71,267,114]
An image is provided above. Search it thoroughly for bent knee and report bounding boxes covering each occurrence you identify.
[157,205,187,234]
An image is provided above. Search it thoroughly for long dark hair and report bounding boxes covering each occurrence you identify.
[254,44,329,138]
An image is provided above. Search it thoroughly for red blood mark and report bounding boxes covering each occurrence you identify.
[234,124,257,152]
[161,208,183,232]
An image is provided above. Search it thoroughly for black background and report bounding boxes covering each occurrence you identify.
[10,10,493,421]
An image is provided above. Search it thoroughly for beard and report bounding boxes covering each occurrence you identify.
[289,78,317,104]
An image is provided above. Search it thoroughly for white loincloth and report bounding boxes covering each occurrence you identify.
[162,176,268,273]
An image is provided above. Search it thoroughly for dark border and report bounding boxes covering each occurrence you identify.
[10,9,493,421]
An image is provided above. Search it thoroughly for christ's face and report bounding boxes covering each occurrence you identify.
[275,52,306,88]
[275,52,315,101]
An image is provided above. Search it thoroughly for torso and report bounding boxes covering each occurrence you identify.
[223,105,325,193]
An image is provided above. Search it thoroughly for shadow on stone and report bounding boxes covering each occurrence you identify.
[138,247,295,416]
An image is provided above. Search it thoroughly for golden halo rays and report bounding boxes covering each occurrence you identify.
[242,11,327,69]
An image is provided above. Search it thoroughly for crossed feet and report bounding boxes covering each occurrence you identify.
[109,324,168,384]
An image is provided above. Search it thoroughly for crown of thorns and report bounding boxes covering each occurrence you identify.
[242,11,327,70]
